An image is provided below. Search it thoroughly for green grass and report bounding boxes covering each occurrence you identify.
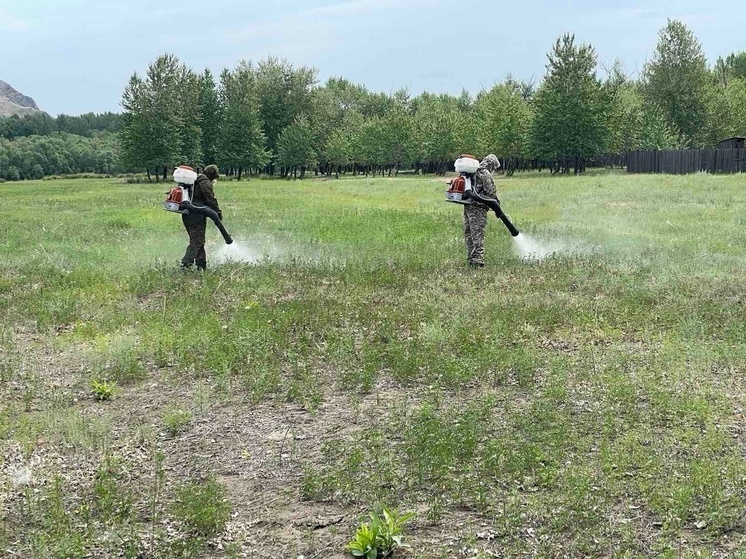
[1,172,745,557]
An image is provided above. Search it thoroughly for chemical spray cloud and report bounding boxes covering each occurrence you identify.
[213,241,262,264]
[512,233,590,261]
[211,234,332,266]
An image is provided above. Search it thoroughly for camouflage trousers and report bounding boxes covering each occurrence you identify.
[181,214,207,269]
[463,205,488,265]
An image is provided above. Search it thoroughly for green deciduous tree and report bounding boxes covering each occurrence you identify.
[413,93,461,174]
[0,111,117,141]
[198,69,221,165]
[603,62,638,153]
[310,78,391,176]
[276,114,317,179]
[474,81,533,158]
[218,62,269,180]
[638,103,679,150]
[530,33,608,170]
[256,57,317,170]
[326,127,352,178]
[726,78,746,136]
[714,52,746,86]
[379,91,416,174]
[177,64,203,167]
[641,19,711,147]
[120,54,198,181]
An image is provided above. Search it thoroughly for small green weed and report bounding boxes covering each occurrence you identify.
[346,507,414,558]
[93,454,133,522]
[163,405,192,436]
[89,333,148,384]
[172,477,230,537]
[0,328,19,383]
[89,377,117,401]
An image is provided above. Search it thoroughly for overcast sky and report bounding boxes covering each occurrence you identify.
[1,0,743,116]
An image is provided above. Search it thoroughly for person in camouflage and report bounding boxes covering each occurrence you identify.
[463,154,500,267]
[181,164,222,271]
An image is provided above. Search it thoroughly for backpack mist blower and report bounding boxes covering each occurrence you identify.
[445,155,519,237]
[163,166,233,244]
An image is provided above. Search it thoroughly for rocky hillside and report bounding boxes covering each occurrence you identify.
[0,80,40,116]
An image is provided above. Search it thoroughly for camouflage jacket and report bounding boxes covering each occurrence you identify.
[473,168,498,202]
[192,174,222,217]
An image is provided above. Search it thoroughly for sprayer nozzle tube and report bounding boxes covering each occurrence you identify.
[179,201,234,244]
[491,203,520,237]
[464,192,520,237]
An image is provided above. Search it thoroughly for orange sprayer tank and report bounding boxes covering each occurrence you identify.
[164,185,188,212]
[445,175,473,204]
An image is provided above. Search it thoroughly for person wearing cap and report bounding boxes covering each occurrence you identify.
[463,154,500,267]
[181,164,222,271]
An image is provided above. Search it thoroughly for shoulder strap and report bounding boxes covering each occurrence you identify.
[191,177,203,199]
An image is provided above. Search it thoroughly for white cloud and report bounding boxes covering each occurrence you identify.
[0,8,29,32]
[579,6,663,24]
[222,18,342,65]
[307,0,438,17]
[614,7,661,19]
[223,20,282,43]
[603,7,714,28]
[672,12,716,26]
[224,0,441,44]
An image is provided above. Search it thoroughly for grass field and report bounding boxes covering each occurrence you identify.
[1,171,745,558]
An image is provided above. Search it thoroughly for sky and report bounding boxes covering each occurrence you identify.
[0,0,743,116]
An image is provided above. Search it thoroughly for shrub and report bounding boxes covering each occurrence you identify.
[163,405,192,436]
[172,477,230,537]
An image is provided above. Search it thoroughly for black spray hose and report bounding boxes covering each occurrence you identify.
[180,201,234,244]
[465,190,520,237]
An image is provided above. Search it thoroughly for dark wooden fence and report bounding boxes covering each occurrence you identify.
[501,149,746,175]
[305,149,746,179]
[625,149,746,174]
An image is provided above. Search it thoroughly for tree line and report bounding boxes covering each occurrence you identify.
[0,112,120,139]
[0,112,124,181]
[2,19,745,182]
[0,133,122,180]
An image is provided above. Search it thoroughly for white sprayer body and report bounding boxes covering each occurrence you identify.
[446,155,479,206]
[164,166,197,212]
[173,166,198,185]
[454,156,480,174]
[446,155,479,205]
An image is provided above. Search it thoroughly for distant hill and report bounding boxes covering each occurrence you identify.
[0,80,41,116]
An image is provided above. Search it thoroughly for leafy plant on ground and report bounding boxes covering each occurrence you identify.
[346,521,378,559]
[346,507,414,558]
[89,377,117,401]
